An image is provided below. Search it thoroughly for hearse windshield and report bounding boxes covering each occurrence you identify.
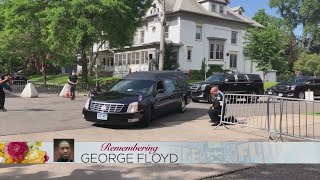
[205,74,226,83]
[109,79,154,94]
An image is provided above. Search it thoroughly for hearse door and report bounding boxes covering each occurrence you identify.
[164,79,181,110]
[154,80,169,116]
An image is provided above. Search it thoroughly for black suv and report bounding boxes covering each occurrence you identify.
[190,73,264,103]
[82,71,192,127]
[267,76,320,99]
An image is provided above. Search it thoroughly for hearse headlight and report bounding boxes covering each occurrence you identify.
[127,102,139,113]
[84,99,91,109]
[290,85,296,91]
[201,84,208,91]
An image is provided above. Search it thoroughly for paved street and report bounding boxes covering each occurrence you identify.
[1,94,320,180]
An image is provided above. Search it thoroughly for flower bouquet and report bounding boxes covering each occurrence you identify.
[0,142,49,164]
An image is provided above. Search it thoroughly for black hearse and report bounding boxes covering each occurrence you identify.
[82,71,191,127]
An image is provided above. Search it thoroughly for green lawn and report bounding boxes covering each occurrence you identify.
[305,112,320,116]
[28,74,121,86]
[264,82,278,90]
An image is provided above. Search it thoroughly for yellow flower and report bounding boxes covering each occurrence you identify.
[35,142,42,147]
[21,149,45,164]
[5,155,13,164]
[0,151,4,158]
[0,142,5,152]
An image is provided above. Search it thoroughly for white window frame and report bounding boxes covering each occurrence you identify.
[140,30,145,44]
[231,31,238,44]
[196,25,202,40]
[219,5,224,14]
[187,50,192,61]
[165,26,169,38]
[211,3,216,12]
[209,42,224,60]
[229,54,238,68]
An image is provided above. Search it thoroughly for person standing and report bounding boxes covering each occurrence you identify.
[68,71,78,100]
[208,86,225,126]
[0,75,13,112]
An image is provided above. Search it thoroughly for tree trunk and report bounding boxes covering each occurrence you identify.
[89,45,94,77]
[42,60,47,85]
[81,49,88,83]
[288,32,297,70]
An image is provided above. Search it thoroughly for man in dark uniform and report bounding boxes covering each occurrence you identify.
[208,86,225,126]
[56,140,73,162]
[68,71,78,100]
[0,75,13,112]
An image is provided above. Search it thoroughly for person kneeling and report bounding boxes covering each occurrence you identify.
[208,86,224,126]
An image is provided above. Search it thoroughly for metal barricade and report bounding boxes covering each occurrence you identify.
[32,83,64,94]
[267,97,320,142]
[215,94,270,131]
[214,93,320,142]
[11,80,27,93]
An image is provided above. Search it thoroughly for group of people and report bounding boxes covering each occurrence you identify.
[0,71,78,112]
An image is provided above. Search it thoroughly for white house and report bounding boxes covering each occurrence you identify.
[91,0,276,81]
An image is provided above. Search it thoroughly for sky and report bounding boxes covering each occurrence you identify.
[229,0,303,36]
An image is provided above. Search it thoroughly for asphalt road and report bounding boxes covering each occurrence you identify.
[0,94,212,136]
[1,94,319,136]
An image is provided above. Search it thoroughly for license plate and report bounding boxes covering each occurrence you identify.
[278,93,283,97]
[268,92,273,95]
[97,113,108,120]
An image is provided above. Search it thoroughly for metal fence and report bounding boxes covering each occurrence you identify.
[214,94,320,142]
[11,80,89,95]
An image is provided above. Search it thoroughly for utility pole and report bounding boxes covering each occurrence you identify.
[158,0,166,71]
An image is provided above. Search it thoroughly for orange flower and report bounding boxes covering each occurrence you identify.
[5,155,13,164]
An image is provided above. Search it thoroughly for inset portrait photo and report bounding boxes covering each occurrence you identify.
[54,139,74,162]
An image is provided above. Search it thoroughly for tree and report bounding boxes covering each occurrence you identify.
[163,42,179,70]
[44,0,152,83]
[294,52,320,75]
[269,0,320,67]
[244,10,289,81]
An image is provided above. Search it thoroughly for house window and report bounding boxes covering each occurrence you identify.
[231,31,238,44]
[127,53,131,65]
[144,51,148,64]
[140,30,145,44]
[118,54,122,66]
[215,44,224,60]
[211,4,216,12]
[165,26,169,38]
[209,42,224,60]
[196,26,202,40]
[135,52,140,64]
[219,5,224,13]
[209,44,214,59]
[114,54,119,66]
[132,52,136,64]
[122,54,127,65]
[187,50,192,61]
[230,54,238,68]
[111,58,114,66]
[103,58,106,66]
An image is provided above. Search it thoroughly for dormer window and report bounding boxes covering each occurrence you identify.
[211,4,216,12]
[219,5,224,14]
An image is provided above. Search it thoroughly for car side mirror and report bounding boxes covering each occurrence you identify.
[157,89,165,93]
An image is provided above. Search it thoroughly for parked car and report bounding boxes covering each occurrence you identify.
[189,73,264,103]
[12,72,28,84]
[82,71,192,127]
[267,76,320,99]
